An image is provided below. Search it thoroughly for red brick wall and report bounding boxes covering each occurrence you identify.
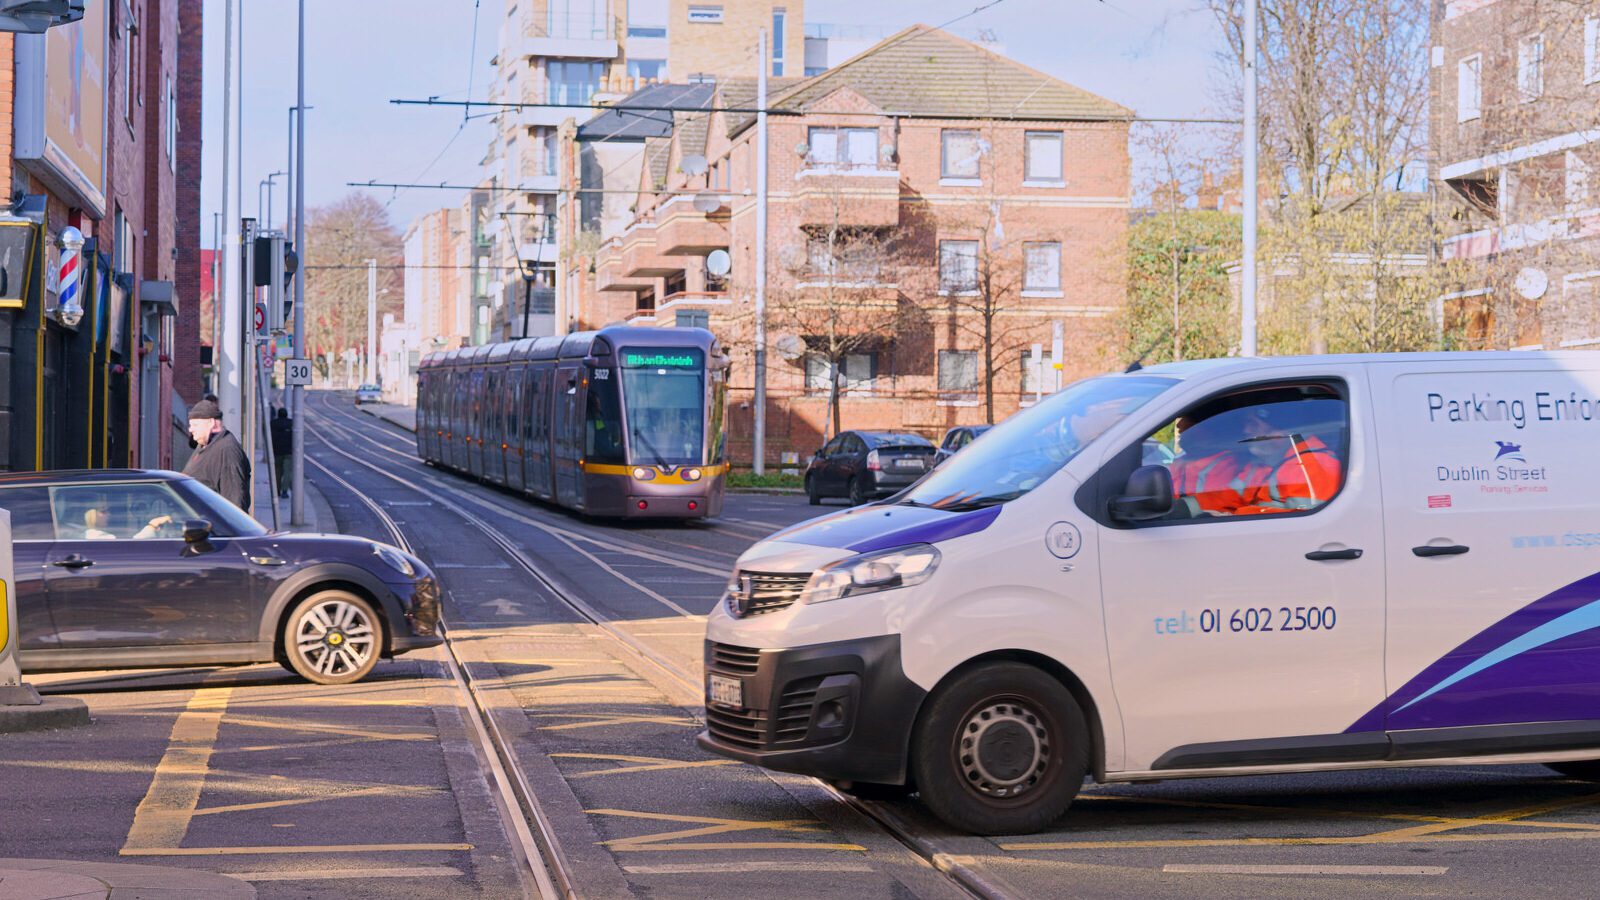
[173,0,203,403]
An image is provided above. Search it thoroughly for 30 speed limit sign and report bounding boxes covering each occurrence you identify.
[284,358,313,386]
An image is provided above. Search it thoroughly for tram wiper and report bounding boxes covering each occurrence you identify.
[630,428,669,467]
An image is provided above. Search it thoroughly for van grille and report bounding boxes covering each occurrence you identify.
[774,676,824,744]
[726,571,811,618]
[706,704,769,750]
[708,641,761,676]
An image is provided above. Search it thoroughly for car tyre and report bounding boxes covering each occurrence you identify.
[848,476,868,507]
[1549,761,1600,780]
[911,662,1088,835]
[806,474,822,506]
[282,589,382,685]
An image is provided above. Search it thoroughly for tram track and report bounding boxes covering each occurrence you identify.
[303,392,1013,900]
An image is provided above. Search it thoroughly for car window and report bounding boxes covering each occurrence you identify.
[1148,384,1348,521]
[49,482,199,541]
[0,487,57,541]
[822,436,843,456]
[954,431,971,449]
[172,479,270,537]
[845,435,866,455]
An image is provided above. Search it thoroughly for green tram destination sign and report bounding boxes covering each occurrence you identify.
[621,350,700,369]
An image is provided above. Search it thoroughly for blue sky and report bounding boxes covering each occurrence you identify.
[201,0,1231,245]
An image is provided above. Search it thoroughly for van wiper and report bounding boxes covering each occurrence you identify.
[936,491,1024,511]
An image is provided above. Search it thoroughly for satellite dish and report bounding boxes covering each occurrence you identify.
[880,143,896,163]
[774,334,804,361]
[693,192,723,214]
[680,155,709,176]
[706,249,732,277]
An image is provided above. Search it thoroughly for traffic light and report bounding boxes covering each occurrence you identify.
[253,233,297,331]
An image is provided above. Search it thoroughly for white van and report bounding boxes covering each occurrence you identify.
[699,353,1600,834]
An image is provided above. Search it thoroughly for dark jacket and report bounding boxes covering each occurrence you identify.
[182,428,252,511]
[270,416,293,456]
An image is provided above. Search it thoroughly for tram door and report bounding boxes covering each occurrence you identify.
[553,360,585,510]
[526,366,554,500]
[506,367,526,493]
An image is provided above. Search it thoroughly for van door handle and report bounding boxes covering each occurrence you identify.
[1306,548,1363,561]
[52,554,94,570]
[1413,544,1470,558]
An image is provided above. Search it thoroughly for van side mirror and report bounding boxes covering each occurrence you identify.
[1110,466,1174,523]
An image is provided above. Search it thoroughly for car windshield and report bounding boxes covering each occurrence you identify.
[900,374,1177,510]
[173,478,269,537]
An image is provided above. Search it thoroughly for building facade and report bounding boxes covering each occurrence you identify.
[1433,0,1600,348]
[0,0,195,472]
[576,26,1131,464]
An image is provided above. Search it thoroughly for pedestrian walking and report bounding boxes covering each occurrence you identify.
[181,399,252,511]
[271,407,294,498]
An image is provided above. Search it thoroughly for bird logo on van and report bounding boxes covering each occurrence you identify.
[1493,440,1526,462]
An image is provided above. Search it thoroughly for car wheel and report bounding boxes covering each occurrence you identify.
[806,474,822,506]
[911,662,1088,835]
[1549,761,1600,780]
[282,589,382,685]
[848,477,868,506]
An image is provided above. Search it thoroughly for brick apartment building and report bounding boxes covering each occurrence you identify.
[570,25,1131,463]
[1434,0,1600,348]
[0,0,200,472]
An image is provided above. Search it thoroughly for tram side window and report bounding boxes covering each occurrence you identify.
[585,372,626,465]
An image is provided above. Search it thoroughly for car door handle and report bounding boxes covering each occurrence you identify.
[1306,548,1363,561]
[1413,544,1470,558]
[52,555,94,570]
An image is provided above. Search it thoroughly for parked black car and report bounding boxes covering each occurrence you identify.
[0,470,441,684]
[934,424,994,465]
[805,431,938,506]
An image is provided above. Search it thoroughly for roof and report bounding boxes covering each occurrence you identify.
[745,25,1130,136]
[0,469,186,487]
[642,137,672,190]
[578,83,716,142]
[719,76,805,138]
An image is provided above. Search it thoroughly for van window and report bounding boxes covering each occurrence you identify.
[1147,384,1348,520]
[902,374,1176,510]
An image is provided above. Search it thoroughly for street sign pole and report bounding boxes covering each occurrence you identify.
[0,510,40,706]
[290,0,308,526]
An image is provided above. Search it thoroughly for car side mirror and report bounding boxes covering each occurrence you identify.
[183,519,213,544]
[1110,465,1174,523]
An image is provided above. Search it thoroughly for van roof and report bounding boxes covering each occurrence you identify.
[1138,350,1600,378]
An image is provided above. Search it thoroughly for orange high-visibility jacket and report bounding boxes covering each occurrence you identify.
[1170,449,1252,515]
[1234,435,1342,515]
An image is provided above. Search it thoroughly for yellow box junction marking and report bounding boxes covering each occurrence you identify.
[533,712,696,731]
[0,578,9,651]
[590,809,866,852]
[551,752,738,778]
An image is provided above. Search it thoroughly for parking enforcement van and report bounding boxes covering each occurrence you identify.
[699,352,1600,834]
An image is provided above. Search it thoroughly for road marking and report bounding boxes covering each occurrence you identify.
[433,561,513,570]
[551,752,738,777]
[121,686,233,854]
[533,712,695,731]
[229,866,463,881]
[623,862,875,875]
[121,843,473,856]
[223,714,435,743]
[1163,864,1446,876]
[191,785,443,817]
[591,809,866,852]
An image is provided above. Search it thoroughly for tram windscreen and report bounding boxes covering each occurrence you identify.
[619,347,706,466]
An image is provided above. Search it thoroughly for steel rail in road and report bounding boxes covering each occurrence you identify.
[304,391,1013,900]
[302,451,574,900]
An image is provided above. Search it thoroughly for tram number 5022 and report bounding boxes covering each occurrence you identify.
[593,368,610,380]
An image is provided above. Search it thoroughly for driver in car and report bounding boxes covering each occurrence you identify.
[81,502,174,540]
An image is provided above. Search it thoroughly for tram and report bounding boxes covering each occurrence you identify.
[415,327,730,519]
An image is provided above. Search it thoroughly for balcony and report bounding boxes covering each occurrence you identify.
[620,222,683,278]
[655,195,730,256]
[521,15,617,59]
[596,240,652,293]
[795,168,901,228]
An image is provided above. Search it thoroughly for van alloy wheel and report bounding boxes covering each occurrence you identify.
[284,590,381,685]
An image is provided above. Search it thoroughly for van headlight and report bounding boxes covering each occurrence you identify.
[372,543,416,578]
[801,544,941,605]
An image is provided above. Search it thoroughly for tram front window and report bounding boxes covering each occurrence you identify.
[586,371,626,464]
[619,347,706,466]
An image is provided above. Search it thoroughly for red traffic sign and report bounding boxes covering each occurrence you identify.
[254,301,268,335]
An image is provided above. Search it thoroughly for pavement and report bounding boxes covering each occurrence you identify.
[0,859,253,899]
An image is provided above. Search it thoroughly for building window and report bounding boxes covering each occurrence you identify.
[1518,34,1544,101]
[112,207,126,272]
[805,229,882,281]
[1457,54,1481,121]
[676,309,710,329]
[1585,17,1599,84]
[941,129,983,179]
[121,0,135,127]
[805,66,826,76]
[1023,242,1061,292]
[939,240,978,293]
[1024,131,1063,183]
[547,60,604,106]
[1568,150,1593,211]
[806,126,879,169]
[165,76,176,171]
[938,350,979,402]
[805,352,876,395]
[773,8,786,76]
[549,0,606,40]
[627,58,666,80]
[1021,349,1056,395]
[688,5,723,24]
[628,0,668,37]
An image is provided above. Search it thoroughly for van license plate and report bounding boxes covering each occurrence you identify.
[709,674,744,707]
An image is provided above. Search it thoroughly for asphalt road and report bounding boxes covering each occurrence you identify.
[8,390,1600,898]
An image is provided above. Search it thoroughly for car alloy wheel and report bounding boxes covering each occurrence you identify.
[285,590,381,685]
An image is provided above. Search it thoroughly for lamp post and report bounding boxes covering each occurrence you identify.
[520,257,538,340]
[258,171,285,231]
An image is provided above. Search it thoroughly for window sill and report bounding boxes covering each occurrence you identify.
[1021,289,1063,298]
[1457,112,1481,123]
[798,167,899,178]
[1022,180,1066,189]
[937,398,980,407]
[939,177,982,187]
[939,289,981,297]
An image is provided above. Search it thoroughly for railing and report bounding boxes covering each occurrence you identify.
[534,10,613,41]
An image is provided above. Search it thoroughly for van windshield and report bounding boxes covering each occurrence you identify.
[901,374,1177,511]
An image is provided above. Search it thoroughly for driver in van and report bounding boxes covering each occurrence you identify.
[1171,407,1343,516]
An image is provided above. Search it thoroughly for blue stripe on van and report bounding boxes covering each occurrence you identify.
[766,504,1002,554]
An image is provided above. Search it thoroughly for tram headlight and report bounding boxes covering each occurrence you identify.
[684,468,703,482]
[801,544,941,605]
[371,543,417,578]
[632,467,657,481]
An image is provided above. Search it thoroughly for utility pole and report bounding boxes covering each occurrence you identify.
[753,28,770,476]
[366,258,378,385]
[218,0,242,435]
[1241,0,1259,357]
[290,0,308,527]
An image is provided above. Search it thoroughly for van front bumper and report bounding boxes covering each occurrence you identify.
[696,634,926,786]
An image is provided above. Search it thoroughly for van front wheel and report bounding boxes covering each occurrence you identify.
[911,662,1087,835]
[1549,760,1600,780]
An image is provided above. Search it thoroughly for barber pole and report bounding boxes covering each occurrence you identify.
[56,226,86,327]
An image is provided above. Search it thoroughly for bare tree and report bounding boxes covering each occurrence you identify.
[303,194,404,377]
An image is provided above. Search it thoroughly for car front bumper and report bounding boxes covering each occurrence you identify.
[696,634,926,785]
[385,575,443,654]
